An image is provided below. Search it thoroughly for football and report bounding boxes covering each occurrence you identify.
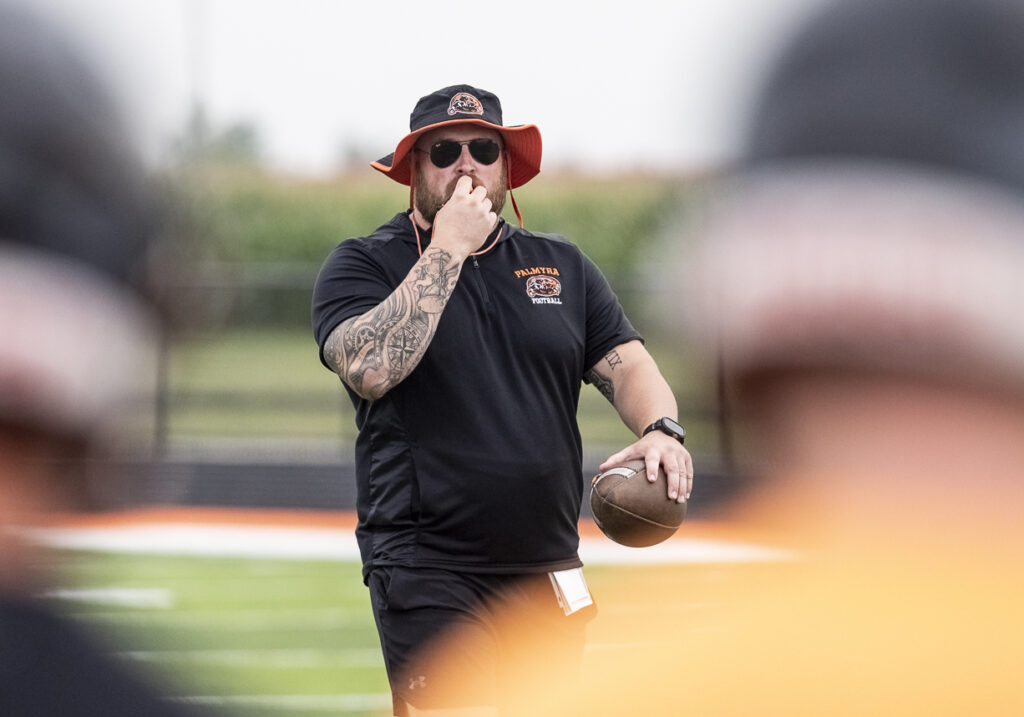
[590,460,686,547]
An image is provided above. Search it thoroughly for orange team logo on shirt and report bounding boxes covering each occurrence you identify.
[526,275,561,298]
[514,267,563,304]
[448,92,484,116]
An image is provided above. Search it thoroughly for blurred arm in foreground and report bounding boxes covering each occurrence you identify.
[0,3,207,715]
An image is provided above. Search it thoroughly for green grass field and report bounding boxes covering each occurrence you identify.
[53,551,389,716]
[50,549,660,717]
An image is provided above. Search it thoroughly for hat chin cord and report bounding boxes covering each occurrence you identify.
[410,150,524,258]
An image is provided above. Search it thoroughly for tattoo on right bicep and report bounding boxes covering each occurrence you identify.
[328,247,459,397]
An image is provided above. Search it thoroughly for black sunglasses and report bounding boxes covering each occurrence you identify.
[418,139,502,168]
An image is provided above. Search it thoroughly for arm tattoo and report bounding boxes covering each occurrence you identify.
[324,247,461,398]
[585,367,614,403]
[585,349,622,404]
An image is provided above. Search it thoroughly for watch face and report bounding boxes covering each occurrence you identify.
[660,418,685,440]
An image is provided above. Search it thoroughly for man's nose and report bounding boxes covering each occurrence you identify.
[453,144,476,173]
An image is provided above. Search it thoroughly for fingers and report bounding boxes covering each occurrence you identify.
[668,450,693,503]
[433,176,497,256]
[598,448,633,472]
[454,174,488,197]
[644,454,661,484]
[660,455,683,503]
[654,453,690,504]
[448,175,492,214]
[601,437,693,504]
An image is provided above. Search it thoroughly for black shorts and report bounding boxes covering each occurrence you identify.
[367,566,596,715]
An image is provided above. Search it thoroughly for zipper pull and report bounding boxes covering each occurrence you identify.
[471,255,480,269]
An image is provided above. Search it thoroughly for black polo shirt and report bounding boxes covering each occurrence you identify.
[312,212,641,580]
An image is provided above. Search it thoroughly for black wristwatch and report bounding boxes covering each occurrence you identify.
[642,417,686,445]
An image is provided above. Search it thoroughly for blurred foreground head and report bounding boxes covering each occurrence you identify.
[0,2,164,450]
[683,0,1024,495]
[419,3,1024,715]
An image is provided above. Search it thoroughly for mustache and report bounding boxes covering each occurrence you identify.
[444,175,487,199]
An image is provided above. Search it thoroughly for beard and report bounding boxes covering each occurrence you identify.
[413,164,508,225]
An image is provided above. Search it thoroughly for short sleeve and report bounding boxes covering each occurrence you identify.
[311,240,395,368]
[581,254,643,374]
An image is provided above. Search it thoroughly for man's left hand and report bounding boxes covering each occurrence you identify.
[599,432,693,503]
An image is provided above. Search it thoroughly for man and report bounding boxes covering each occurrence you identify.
[0,3,207,715]
[312,84,692,714]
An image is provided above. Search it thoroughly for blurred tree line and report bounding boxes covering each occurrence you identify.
[156,120,719,453]
[164,119,693,330]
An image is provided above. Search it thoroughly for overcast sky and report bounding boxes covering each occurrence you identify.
[34,0,826,175]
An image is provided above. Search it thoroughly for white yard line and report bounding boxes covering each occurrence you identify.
[77,607,363,630]
[27,524,795,565]
[120,647,384,668]
[27,524,362,561]
[42,587,174,608]
[172,693,392,711]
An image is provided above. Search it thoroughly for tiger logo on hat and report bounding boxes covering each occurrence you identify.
[448,92,484,116]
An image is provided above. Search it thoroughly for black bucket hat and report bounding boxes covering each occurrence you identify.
[371,84,542,189]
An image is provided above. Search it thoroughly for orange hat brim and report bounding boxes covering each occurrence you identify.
[371,119,542,189]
